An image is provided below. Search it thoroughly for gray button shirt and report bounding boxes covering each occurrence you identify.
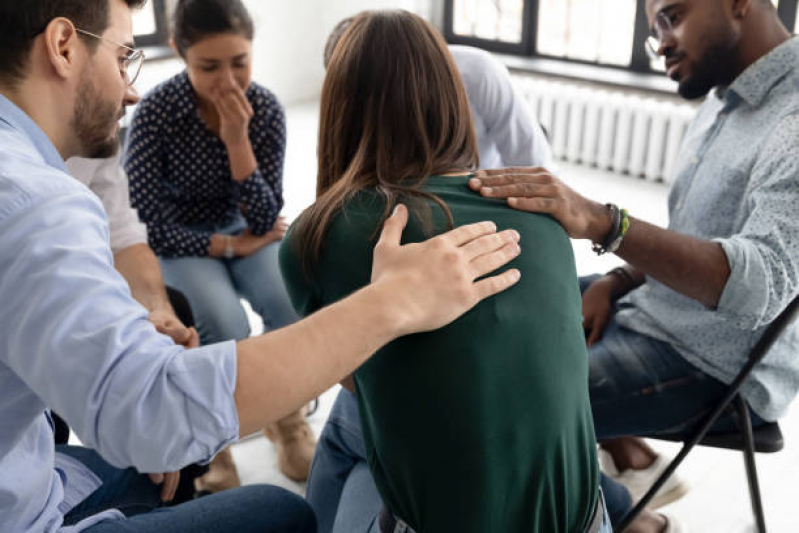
[616,38,799,421]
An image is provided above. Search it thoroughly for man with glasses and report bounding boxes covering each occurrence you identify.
[472,0,798,531]
[0,1,522,531]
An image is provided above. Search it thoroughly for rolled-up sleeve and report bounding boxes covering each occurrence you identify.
[0,185,239,473]
[715,112,799,330]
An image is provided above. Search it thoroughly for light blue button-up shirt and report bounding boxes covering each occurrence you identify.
[617,38,799,421]
[0,94,240,532]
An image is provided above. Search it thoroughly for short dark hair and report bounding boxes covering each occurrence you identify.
[0,0,146,86]
[172,0,254,57]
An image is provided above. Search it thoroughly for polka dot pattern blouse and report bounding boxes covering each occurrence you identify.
[124,71,286,258]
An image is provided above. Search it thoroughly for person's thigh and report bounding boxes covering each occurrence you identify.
[229,242,298,332]
[589,319,733,439]
[331,462,383,533]
[80,485,316,533]
[58,446,161,526]
[307,389,381,533]
[160,256,250,344]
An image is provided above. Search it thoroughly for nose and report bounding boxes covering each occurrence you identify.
[123,84,141,107]
[658,30,677,56]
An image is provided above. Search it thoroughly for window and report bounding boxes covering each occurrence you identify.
[132,0,168,48]
[536,0,637,66]
[452,0,525,44]
[444,0,799,75]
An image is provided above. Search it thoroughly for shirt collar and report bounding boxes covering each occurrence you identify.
[724,37,799,107]
[0,93,68,173]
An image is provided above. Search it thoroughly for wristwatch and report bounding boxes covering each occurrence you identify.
[223,235,235,259]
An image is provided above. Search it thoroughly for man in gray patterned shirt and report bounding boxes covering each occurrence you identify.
[472,0,798,531]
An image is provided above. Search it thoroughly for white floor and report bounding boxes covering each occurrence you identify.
[226,100,799,532]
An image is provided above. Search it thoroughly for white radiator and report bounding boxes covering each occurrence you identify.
[512,76,696,184]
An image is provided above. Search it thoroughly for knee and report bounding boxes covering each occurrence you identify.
[196,305,251,343]
[240,485,317,532]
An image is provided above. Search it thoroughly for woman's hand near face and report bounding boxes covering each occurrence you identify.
[212,83,254,148]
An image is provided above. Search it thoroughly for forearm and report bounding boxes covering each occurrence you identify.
[114,244,173,313]
[234,282,403,436]
[617,218,730,308]
[226,140,258,183]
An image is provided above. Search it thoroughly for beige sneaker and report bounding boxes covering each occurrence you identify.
[194,446,241,494]
[264,406,317,482]
[599,449,690,509]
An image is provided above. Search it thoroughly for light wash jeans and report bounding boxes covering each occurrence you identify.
[59,445,316,533]
[306,389,612,533]
[159,216,298,345]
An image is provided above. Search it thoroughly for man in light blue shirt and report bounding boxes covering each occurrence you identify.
[473,0,799,530]
[0,1,523,532]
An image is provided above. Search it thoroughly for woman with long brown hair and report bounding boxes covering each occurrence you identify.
[280,10,606,533]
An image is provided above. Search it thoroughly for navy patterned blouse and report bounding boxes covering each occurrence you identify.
[124,71,286,258]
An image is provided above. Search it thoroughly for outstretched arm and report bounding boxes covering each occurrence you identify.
[234,204,521,435]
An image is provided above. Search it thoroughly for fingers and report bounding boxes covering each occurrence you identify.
[438,220,498,248]
[460,228,519,261]
[470,168,551,190]
[160,472,181,502]
[473,268,522,301]
[469,241,521,280]
[186,327,200,349]
[507,196,558,214]
[375,204,409,250]
[148,473,164,485]
[156,322,193,347]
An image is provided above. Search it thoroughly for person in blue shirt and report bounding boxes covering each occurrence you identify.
[472,1,799,531]
[0,1,522,531]
[123,0,316,484]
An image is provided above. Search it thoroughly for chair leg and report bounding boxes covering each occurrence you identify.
[735,396,767,533]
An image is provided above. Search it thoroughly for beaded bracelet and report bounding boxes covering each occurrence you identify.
[592,204,630,256]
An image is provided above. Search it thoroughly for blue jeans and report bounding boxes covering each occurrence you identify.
[160,217,298,345]
[59,445,316,532]
[307,390,612,533]
[582,274,765,524]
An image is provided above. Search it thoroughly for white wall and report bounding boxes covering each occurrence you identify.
[245,0,441,106]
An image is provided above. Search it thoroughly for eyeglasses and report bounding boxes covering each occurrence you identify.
[76,28,144,86]
[644,11,674,62]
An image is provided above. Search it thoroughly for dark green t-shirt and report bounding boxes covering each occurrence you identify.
[279,175,598,533]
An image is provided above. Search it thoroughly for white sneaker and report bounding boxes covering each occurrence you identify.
[599,449,690,509]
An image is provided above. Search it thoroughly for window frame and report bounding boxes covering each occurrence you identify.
[443,0,798,76]
[133,0,169,48]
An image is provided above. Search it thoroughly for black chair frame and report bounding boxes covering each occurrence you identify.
[616,294,799,533]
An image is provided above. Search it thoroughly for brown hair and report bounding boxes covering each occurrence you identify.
[0,0,147,86]
[297,10,479,275]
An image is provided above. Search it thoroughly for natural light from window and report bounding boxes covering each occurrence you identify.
[452,0,525,44]
[133,4,157,36]
[536,0,637,66]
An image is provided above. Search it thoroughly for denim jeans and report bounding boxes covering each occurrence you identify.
[59,445,316,532]
[307,390,612,533]
[581,274,765,524]
[159,217,298,345]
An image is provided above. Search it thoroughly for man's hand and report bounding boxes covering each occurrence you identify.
[148,472,181,503]
[581,277,617,346]
[371,204,522,336]
[470,168,612,243]
[149,309,199,349]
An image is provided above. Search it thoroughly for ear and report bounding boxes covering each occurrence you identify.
[41,18,82,80]
[731,0,754,19]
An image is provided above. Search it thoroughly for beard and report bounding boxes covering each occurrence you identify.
[70,73,123,159]
[677,28,739,100]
